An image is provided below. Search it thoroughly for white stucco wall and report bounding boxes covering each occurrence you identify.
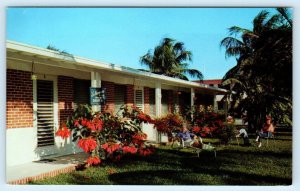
[6,128,37,166]
[142,123,157,142]
[6,127,82,167]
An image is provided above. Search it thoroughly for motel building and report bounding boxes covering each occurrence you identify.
[6,40,228,167]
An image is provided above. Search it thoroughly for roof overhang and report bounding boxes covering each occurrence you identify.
[6,40,229,94]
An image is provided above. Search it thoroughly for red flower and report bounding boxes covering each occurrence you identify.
[137,113,153,123]
[171,115,182,126]
[86,156,101,165]
[83,117,104,131]
[192,126,201,133]
[132,133,147,145]
[139,147,154,156]
[203,127,211,133]
[81,118,88,126]
[101,143,109,150]
[78,137,97,153]
[122,146,138,154]
[101,143,120,154]
[74,120,80,127]
[55,125,71,139]
[93,118,104,131]
[132,133,147,140]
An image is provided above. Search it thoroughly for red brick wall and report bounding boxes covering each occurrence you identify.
[6,69,33,128]
[144,87,150,114]
[58,76,74,125]
[125,84,134,107]
[102,81,114,113]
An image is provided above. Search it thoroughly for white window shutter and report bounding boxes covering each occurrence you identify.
[134,88,144,112]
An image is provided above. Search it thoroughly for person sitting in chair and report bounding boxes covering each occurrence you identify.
[177,123,203,148]
[255,115,275,148]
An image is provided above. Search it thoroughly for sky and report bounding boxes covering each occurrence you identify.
[7,7,277,80]
[2,3,300,191]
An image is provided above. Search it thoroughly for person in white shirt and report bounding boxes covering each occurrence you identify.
[236,127,250,146]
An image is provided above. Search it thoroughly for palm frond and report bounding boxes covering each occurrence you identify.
[276,8,292,27]
[228,26,252,36]
[220,37,244,51]
[252,10,269,35]
[184,69,203,81]
[176,50,192,63]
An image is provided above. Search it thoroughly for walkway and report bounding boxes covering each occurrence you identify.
[7,152,88,184]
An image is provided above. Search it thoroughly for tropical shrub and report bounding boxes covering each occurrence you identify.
[187,105,225,138]
[55,104,155,166]
[153,113,184,138]
[184,105,236,144]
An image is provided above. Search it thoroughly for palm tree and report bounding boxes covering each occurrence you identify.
[140,38,203,81]
[220,8,292,128]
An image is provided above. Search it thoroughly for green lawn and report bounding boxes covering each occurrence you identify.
[30,132,292,185]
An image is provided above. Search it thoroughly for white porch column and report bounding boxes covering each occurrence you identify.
[155,82,162,143]
[213,93,218,112]
[191,88,195,107]
[155,82,162,117]
[91,71,101,112]
[191,88,195,119]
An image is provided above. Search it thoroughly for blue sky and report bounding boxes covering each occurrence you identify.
[7,7,277,80]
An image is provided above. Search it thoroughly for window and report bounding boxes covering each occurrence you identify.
[74,79,90,108]
[114,84,126,115]
[149,88,156,116]
[161,90,169,115]
[134,88,144,112]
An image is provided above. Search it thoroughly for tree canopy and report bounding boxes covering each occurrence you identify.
[220,8,292,128]
[140,38,203,81]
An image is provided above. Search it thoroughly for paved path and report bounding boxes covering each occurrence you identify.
[7,152,88,184]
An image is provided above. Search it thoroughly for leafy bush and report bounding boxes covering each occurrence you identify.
[153,113,183,138]
[55,104,155,166]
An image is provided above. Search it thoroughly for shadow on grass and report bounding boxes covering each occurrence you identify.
[29,144,292,185]
[106,168,291,185]
[104,150,291,185]
[106,148,291,185]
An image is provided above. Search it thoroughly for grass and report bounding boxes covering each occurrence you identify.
[29,132,292,185]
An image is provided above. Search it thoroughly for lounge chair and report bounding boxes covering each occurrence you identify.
[171,135,216,158]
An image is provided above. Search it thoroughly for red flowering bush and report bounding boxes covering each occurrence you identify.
[186,105,225,138]
[153,114,183,138]
[122,105,153,124]
[137,113,153,123]
[55,104,155,166]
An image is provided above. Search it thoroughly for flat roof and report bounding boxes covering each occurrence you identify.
[6,40,228,94]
